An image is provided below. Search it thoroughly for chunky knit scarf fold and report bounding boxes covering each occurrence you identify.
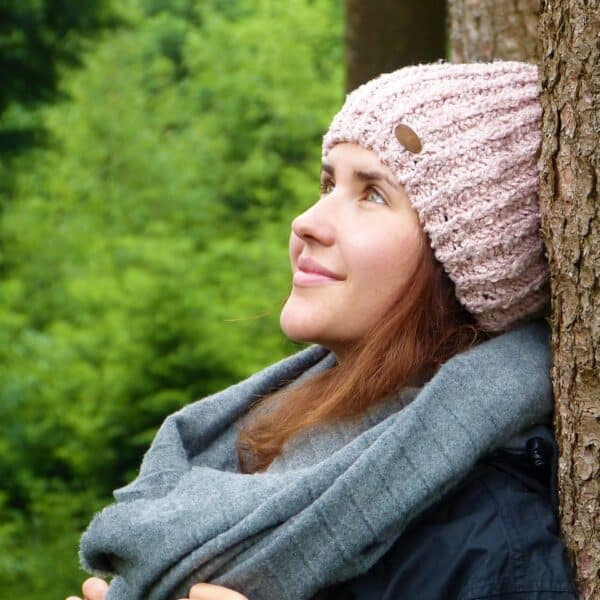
[80,321,553,600]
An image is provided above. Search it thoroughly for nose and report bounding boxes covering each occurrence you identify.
[291,197,336,246]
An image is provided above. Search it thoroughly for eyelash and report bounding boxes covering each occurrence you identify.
[319,179,335,195]
[319,178,387,205]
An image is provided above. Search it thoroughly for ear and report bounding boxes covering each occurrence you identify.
[394,124,422,154]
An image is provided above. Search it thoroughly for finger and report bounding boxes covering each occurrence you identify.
[82,577,109,600]
[188,583,248,600]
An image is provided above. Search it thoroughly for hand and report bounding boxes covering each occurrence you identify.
[179,582,249,600]
[65,578,246,600]
[66,577,108,600]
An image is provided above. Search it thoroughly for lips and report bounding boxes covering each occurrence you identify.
[297,256,344,280]
[293,257,344,287]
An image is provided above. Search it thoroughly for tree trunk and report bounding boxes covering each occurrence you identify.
[448,0,539,62]
[448,1,600,596]
[344,0,446,92]
[538,3,600,597]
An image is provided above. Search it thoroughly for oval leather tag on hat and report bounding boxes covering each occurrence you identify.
[394,123,422,153]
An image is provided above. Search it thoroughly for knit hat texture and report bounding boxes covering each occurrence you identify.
[322,60,549,332]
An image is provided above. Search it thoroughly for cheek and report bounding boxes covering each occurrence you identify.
[349,228,420,295]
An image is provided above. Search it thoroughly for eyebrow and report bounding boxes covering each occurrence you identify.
[321,162,399,190]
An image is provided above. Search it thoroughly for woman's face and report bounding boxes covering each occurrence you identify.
[280,142,424,358]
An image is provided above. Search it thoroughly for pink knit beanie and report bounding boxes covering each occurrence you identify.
[322,60,549,332]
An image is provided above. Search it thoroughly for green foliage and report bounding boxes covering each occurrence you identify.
[0,0,117,109]
[0,0,122,159]
[0,0,343,596]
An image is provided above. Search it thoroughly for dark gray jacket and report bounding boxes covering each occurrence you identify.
[315,425,578,600]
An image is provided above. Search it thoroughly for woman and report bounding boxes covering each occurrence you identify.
[69,61,577,600]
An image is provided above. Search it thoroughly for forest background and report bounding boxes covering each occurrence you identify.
[0,0,346,596]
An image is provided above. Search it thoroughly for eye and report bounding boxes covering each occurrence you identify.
[365,187,387,205]
[319,178,335,196]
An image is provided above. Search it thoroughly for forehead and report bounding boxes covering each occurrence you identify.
[322,143,403,194]
[324,143,390,171]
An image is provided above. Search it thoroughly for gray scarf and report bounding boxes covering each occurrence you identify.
[80,321,552,600]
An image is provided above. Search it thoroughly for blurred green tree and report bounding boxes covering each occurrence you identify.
[0,0,120,149]
[0,0,343,596]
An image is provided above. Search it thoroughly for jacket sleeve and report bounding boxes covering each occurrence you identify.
[314,429,578,600]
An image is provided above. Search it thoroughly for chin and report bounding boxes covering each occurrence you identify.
[280,312,315,343]
[279,297,324,344]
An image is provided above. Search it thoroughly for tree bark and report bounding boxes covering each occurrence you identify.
[538,3,600,597]
[448,0,540,62]
[448,0,600,596]
[345,0,446,92]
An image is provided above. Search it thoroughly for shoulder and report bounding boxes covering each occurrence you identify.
[448,430,577,599]
[315,426,578,600]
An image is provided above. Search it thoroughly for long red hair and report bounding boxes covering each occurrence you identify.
[237,229,490,473]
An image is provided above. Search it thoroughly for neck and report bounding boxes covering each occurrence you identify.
[325,341,436,389]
